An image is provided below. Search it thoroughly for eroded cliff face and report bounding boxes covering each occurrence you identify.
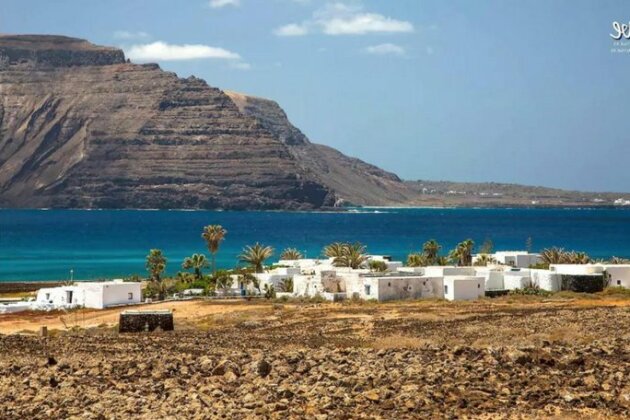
[226,91,420,206]
[0,35,334,209]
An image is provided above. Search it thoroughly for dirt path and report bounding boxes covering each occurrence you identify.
[1,296,629,335]
[0,300,266,334]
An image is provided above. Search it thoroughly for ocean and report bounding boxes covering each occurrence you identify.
[1,208,629,281]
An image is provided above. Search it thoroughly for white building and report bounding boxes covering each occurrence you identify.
[365,255,404,272]
[443,276,485,301]
[549,264,605,275]
[600,264,630,288]
[473,267,506,291]
[473,251,541,268]
[346,273,444,301]
[550,263,630,289]
[36,280,141,309]
[254,267,302,290]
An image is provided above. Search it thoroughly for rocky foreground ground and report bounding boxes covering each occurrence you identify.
[0,299,629,419]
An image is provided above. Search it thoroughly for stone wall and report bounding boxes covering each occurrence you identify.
[560,275,605,293]
[119,311,174,333]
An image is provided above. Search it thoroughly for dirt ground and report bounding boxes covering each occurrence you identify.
[1,296,629,418]
[0,299,263,335]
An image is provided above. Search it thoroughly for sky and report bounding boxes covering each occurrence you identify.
[2,0,630,192]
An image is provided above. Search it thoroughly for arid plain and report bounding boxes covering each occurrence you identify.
[1,296,629,418]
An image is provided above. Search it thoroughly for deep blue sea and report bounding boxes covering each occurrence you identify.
[1,208,629,281]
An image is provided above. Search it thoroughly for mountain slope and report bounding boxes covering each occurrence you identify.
[0,35,334,210]
[225,92,630,208]
[225,91,419,206]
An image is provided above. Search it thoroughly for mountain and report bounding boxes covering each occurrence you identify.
[1,35,628,210]
[0,35,334,210]
[225,91,419,206]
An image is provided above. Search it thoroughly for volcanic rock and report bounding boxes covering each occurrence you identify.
[0,35,335,210]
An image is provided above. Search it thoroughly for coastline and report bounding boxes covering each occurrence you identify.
[1,204,630,212]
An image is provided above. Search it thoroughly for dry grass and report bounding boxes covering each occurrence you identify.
[370,334,431,349]
[0,292,35,299]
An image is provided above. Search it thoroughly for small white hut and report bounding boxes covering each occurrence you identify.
[36,280,141,309]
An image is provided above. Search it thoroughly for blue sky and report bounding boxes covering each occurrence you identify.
[2,0,630,192]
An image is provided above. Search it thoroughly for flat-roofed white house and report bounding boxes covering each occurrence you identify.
[346,273,444,301]
[365,255,404,272]
[443,276,485,301]
[36,280,141,309]
[548,264,606,293]
[529,269,563,291]
[502,271,534,291]
[472,267,506,291]
[549,264,605,275]
[254,267,302,290]
[473,251,541,268]
[600,264,630,288]
[424,266,476,277]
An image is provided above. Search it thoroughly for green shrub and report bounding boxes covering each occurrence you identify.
[368,260,388,272]
[509,286,552,297]
[263,284,276,299]
[529,262,550,270]
[190,279,211,290]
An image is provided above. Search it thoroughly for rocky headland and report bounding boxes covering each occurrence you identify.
[1,34,629,210]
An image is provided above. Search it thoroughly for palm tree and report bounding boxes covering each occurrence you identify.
[213,270,233,292]
[570,251,591,264]
[460,239,475,266]
[474,254,497,267]
[239,243,274,273]
[280,248,303,260]
[333,242,368,269]
[541,247,565,265]
[146,249,167,282]
[449,239,475,266]
[201,225,227,275]
[278,277,294,293]
[323,242,346,259]
[181,253,210,281]
[435,256,449,266]
[406,253,427,267]
[422,239,441,264]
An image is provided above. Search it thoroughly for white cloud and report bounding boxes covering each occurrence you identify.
[209,0,240,8]
[321,13,413,35]
[274,2,414,36]
[125,41,241,61]
[113,30,150,40]
[364,43,405,56]
[274,23,309,36]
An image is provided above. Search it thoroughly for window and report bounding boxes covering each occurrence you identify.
[128,292,134,300]
[388,282,391,287]
[618,280,622,286]
[45,293,50,301]
[478,283,480,289]
[444,285,448,294]
[365,285,371,296]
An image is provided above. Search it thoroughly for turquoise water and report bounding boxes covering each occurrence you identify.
[1,208,629,281]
